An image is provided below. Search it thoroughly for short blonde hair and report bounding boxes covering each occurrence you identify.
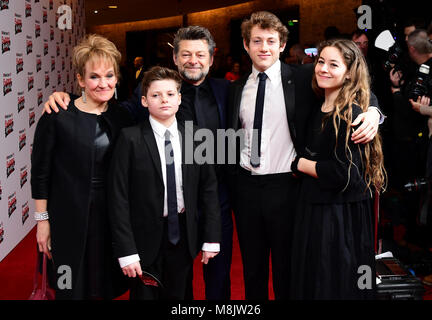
[73,34,121,79]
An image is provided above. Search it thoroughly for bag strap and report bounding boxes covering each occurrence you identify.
[41,253,47,294]
[31,251,41,293]
[31,251,49,295]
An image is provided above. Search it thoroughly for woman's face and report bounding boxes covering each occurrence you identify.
[78,58,117,104]
[315,46,348,92]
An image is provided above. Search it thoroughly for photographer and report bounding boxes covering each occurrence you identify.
[406,29,432,177]
[388,29,431,188]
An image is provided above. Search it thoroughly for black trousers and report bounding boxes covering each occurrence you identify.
[202,182,233,300]
[232,168,298,300]
[129,213,193,300]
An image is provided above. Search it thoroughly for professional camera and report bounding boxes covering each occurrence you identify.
[407,64,432,101]
[375,30,405,72]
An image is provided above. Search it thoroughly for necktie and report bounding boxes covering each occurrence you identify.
[165,130,180,245]
[250,72,267,168]
[194,86,207,128]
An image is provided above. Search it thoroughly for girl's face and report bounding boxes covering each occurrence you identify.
[78,58,117,104]
[315,46,348,92]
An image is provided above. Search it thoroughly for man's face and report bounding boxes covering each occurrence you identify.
[173,40,213,86]
[244,26,286,72]
[134,57,143,68]
[352,33,369,56]
[404,25,416,42]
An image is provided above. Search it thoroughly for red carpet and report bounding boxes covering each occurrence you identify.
[2,219,429,300]
[0,214,274,300]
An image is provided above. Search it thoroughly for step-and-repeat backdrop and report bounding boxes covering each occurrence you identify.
[0,0,85,262]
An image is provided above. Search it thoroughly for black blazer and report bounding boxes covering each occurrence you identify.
[30,100,133,299]
[107,119,221,267]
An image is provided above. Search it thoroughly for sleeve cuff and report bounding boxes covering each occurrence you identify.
[368,106,386,125]
[202,243,220,252]
[118,254,140,268]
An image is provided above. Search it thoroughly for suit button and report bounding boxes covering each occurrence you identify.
[288,80,292,84]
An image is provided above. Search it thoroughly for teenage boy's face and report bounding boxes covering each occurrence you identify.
[173,40,214,86]
[141,79,181,124]
[244,26,286,72]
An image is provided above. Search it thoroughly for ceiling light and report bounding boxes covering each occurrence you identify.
[94,10,98,13]
[108,5,117,9]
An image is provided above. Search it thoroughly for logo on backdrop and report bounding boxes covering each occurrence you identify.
[19,129,26,151]
[35,21,41,38]
[15,14,23,34]
[22,202,29,225]
[28,72,34,91]
[20,166,28,188]
[2,31,11,54]
[56,42,60,56]
[8,192,17,218]
[44,40,48,56]
[5,113,14,138]
[26,36,33,54]
[6,153,15,178]
[0,0,9,11]
[36,55,42,72]
[49,0,53,10]
[25,1,32,18]
[43,8,48,23]
[3,73,12,96]
[18,92,25,113]
[16,53,24,74]
[0,222,4,244]
[50,25,54,41]
[51,56,55,71]
[29,107,35,127]
[0,180,2,200]
[45,72,50,88]
[37,89,43,106]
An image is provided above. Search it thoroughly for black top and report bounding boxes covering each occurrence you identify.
[299,104,372,204]
[92,116,111,188]
[179,79,220,133]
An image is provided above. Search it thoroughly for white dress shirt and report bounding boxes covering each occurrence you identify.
[239,60,296,175]
[118,116,219,268]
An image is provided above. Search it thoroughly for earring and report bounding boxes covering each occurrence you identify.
[114,87,118,100]
[81,89,86,103]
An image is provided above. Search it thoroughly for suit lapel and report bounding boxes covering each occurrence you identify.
[141,120,163,183]
[208,78,226,129]
[281,62,297,140]
[177,122,188,196]
[232,74,249,130]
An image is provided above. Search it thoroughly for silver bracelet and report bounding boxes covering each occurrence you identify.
[34,211,49,221]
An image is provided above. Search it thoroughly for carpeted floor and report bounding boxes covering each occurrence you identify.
[0,216,274,300]
[1,219,430,300]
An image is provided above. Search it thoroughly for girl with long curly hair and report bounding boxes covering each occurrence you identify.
[290,38,386,299]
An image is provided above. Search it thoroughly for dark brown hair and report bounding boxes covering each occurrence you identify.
[241,11,289,46]
[141,66,182,97]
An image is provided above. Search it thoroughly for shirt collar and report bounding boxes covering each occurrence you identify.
[149,115,178,139]
[251,59,281,83]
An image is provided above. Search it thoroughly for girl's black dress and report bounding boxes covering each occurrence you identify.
[290,105,376,300]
